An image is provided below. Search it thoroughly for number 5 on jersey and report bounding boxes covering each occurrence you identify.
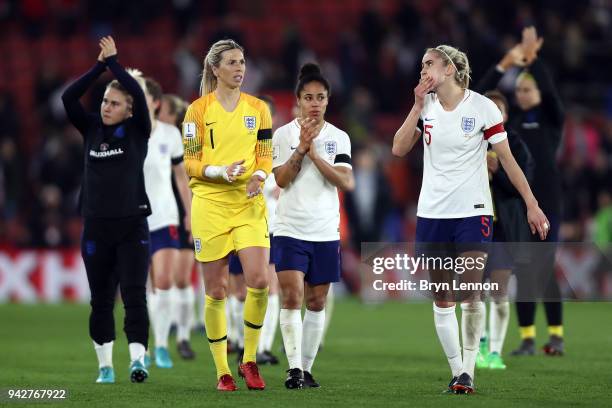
[424,124,433,145]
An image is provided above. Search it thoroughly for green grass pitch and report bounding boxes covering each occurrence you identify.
[1,300,610,407]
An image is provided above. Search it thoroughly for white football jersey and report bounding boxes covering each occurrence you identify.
[273,119,352,241]
[263,173,278,233]
[417,90,507,218]
[144,121,184,231]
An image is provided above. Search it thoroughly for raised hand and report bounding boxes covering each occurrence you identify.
[99,36,118,59]
[414,76,435,109]
[521,26,543,64]
[499,44,527,70]
[297,117,318,153]
[307,139,319,160]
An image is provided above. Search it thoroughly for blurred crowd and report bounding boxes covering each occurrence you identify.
[1,0,611,250]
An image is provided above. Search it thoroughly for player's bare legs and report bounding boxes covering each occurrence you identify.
[151,248,178,368]
[174,249,196,359]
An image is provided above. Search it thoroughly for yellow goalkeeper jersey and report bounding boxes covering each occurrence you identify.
[182,92,272,206]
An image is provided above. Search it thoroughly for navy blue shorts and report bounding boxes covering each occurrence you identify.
[150,225,180,256]
[415,215,493,258]
[273,236,341,285]
[229,234,274,275]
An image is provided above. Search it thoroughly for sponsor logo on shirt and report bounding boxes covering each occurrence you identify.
[461,117,476,133]
[89,147,125,158]
[244,116,256,130]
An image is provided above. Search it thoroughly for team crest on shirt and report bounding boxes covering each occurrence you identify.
[159,144,168,154]
[244,116,257,130]
[461,117,476,133]
[194,238,201,253]
[113,125,125,138]
[324,140,337,156]
[100,143,109,152]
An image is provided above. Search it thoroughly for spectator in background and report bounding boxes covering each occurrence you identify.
[28,184,69,248]
[0,137,24,220]
[170,0,198,36]
[34,126,83,199]
[174,33,202,98]
[209,13,244,46]
[342,86,375,144]
[0,91,19,139]
[344,145,391,251]
[20,0,47,38]
[35,61,65,126]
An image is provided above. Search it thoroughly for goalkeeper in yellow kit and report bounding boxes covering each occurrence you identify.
[182,39,272,392]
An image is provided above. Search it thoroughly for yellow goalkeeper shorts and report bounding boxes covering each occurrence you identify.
[191,194,269,262]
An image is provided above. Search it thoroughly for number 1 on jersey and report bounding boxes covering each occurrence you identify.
[209,129,215,149]
[424,124,433,145]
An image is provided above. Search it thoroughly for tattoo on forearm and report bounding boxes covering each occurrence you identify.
[289,157,302,172]
[289,151,304,173]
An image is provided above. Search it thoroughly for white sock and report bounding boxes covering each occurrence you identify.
[489,300,510,354]
[153,289,172,348]
[302,309,325,373]
[93,341,113,368]
[174,286,195,342]
[128,343,146,365]
[259,294,279,352]
[280,308,303,370]
[321,284,334,345]
[461,302,486,378]
[433,304,463,377]
[233,298,245,348]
